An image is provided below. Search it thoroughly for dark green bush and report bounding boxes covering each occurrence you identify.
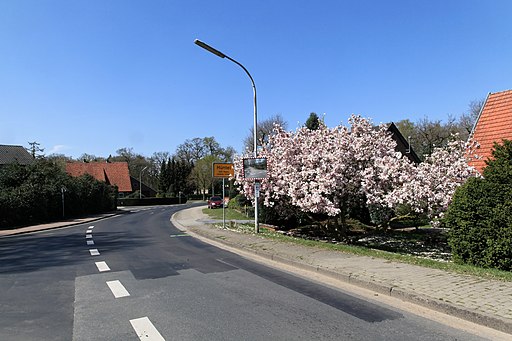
[445,139,512,271]
[0,161,117,229]
[227,194,251,210]
[445,178,512,269]
[483,139,512,184]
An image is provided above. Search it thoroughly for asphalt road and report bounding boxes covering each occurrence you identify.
[0,204,491,340]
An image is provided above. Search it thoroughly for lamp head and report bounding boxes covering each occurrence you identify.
[194,39,226,59]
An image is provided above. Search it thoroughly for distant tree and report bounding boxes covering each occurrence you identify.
[218,146,236,162]
[175,138,208,163]
[414,116,459,158]
[143,151,171,191]
[157,157,193,196]
[243,114,288,153]
[175,158,194,195]
[27,141,44,159]
[78,153,105,162]
[469,98,485,120]
[305,112,321,130]
[457,98,485,139]
[111,147,153,190]
[189,155,220,200]
[395,99,485,160]
[158,159,171,195]
[394,119,415,142]
[45,154,73,169]
[175,137,232,163]
[202,137,222,156]
[150,151,171,168]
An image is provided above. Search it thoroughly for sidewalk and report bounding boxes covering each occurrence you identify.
[172,205,512,335]
[0,212,121,238]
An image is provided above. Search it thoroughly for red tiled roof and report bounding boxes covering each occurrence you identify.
[65,162,133,192]
[469,90,512,174]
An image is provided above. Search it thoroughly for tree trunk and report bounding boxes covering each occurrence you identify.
[332,201,348,239]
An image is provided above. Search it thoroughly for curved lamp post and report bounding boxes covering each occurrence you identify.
[139,166,148,199]
[194,39,259,233]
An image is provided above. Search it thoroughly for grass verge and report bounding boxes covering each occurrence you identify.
[202,207,251,221]
[257,227,512,281]
[201,209,512,282]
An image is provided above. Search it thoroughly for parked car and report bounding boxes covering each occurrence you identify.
[207,196,224,209]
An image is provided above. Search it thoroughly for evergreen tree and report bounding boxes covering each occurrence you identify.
[305,112,321,130]
[168,158,177,195]
[27,141,45,159]
[158,159,171,195]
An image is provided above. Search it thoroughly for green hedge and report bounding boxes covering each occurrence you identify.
[0,161,117,229]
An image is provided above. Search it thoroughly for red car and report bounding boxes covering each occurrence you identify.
[207,196,224,209]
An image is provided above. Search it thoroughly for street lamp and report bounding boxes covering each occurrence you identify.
[140,166,148,199]
[194,39,260,233]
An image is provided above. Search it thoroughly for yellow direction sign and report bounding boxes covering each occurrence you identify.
[212,163,234,178]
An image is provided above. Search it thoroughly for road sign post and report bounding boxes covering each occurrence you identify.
[242,157,268,233]
[212,163,234,229]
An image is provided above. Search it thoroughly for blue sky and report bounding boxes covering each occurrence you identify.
[1,1,511,159]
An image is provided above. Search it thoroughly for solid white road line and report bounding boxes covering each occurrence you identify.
[130,317,165,341]
[95,261,110,272]
[89,249,100,256]
[170,234,189,238]
[86,234,93,239]
[106,280,130,298]
[87,240,94,245]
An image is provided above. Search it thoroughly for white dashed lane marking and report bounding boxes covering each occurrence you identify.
[130,317,165,341]
[95,261,110,272]
[85,224,164,339]
[106,280,130,298]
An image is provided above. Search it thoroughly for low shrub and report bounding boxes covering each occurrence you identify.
[227,194,251,210]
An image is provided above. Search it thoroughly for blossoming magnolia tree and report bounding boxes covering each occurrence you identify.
[362,138,480,226]
[234,115,478,230]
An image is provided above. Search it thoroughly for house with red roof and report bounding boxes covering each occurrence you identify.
[469,89,512,174]
[66,162,133,196]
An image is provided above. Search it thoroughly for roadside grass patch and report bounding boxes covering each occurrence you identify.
[205,219,512,282]
[202,207,250,221]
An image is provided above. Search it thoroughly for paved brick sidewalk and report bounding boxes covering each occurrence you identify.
[172,205,512,335]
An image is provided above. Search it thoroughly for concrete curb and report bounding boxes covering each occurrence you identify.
[171,210,512,335]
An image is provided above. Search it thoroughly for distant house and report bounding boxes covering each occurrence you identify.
[0,145,35,167]
[468,89,512,174]
[387,123,421,164]
[66,162,133,196]
[130,176,157,198]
